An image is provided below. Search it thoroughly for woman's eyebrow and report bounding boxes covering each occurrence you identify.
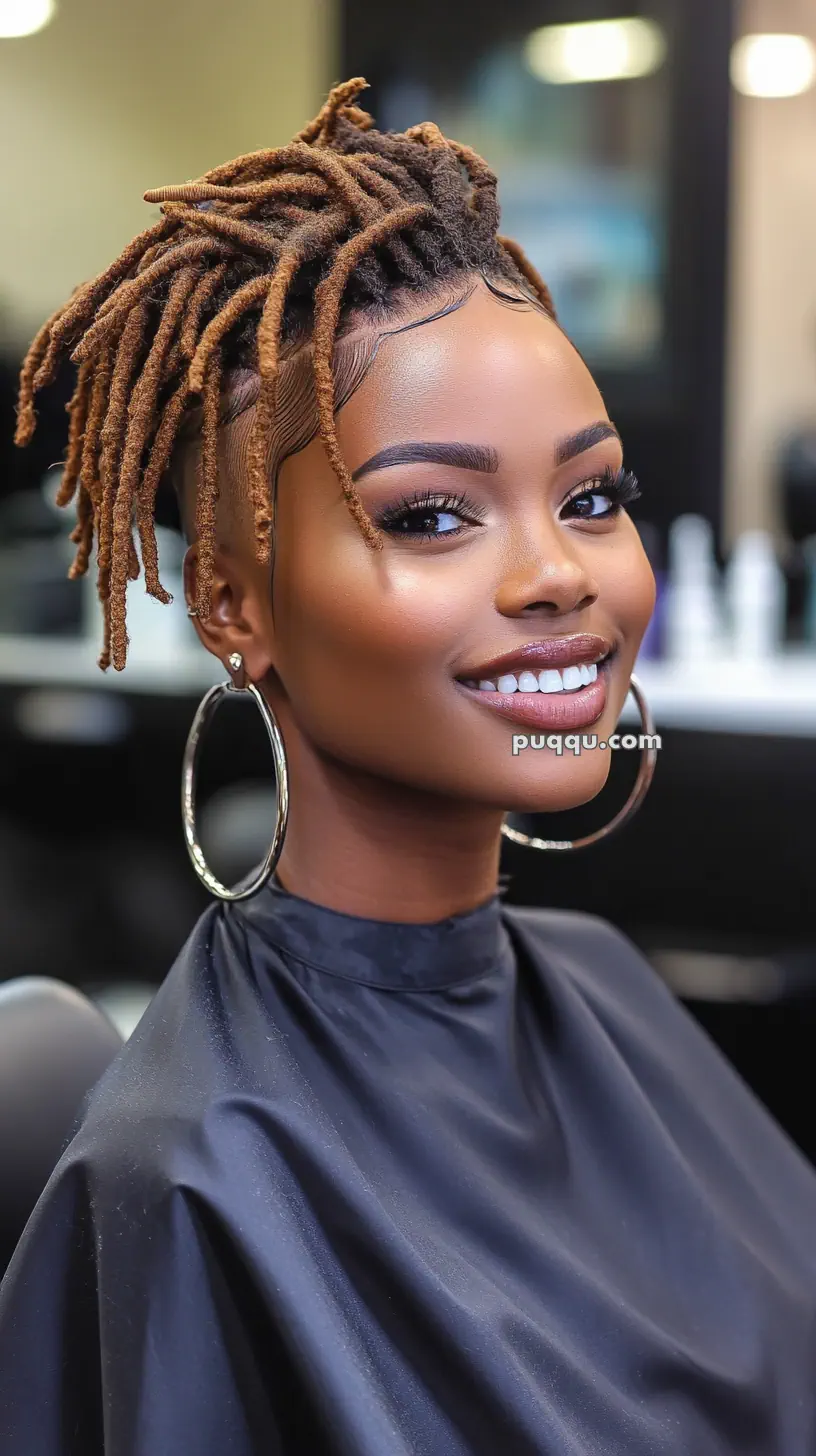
[350,425,619,482]
[555,422,621,465]
[351,441,499,482]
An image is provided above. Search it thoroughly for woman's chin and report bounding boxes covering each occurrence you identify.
[498,757,612,817]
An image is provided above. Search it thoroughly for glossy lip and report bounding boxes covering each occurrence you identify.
[457,652,615,732]
[457,633,613,684]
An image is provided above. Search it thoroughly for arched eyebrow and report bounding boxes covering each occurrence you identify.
[350,421,620,483]
[555,422,621,465]
[351,441,499,482]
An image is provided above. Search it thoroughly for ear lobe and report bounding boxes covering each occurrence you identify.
[183,543,275,683]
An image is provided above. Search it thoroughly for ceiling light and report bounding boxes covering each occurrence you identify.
[0,0,56,37]
[730,33,816,98]
[524,17,666,86]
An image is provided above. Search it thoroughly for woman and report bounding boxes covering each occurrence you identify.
[1,80,814,1455]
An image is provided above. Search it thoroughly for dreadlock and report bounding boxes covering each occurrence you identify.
[15,77,555,671]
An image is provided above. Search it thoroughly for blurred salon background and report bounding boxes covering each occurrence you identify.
[1,0,816,1159]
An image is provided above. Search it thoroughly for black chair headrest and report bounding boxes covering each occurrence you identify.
[0,977,123,1273]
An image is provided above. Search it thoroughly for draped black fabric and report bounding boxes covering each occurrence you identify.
[1,883,815,1454]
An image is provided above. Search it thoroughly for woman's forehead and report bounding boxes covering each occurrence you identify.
[334,285,605,468]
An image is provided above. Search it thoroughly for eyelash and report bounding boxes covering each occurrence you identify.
[375,466,641,540]
[375,490,488,539]
[561,466,641,521]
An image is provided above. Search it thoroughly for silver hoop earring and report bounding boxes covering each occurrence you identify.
[500,674,657,852]
[181,653,289,900]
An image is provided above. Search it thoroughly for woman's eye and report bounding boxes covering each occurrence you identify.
[560,468,641,522]
[379,498,481,538]
[562,490,618,521]
[391,508,462,536]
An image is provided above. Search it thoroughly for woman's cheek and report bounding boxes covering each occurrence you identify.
[604,539,656,649]
[283,550,470,678]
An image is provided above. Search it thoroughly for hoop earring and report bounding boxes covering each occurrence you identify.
[500,674,657,852]
[181,653,289,900]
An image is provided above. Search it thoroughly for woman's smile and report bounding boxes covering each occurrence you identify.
[455,631,613,731]
[455,636,615,732]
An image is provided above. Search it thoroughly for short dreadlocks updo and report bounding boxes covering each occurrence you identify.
[15,77,555,671]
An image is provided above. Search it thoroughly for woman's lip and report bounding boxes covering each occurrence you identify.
[458,665,609,732]
[458,633,613,682]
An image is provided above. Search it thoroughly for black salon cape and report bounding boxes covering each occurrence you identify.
[1,887,815,1455]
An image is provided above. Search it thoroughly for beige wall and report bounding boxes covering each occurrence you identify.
[0,0,334,354]
[724,0,816,542]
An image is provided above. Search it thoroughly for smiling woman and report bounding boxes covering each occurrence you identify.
[212,278,655,857]
[2,78,816,1456]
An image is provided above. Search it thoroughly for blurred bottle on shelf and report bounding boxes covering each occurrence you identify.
[663,514,726,662]
[724,530,785,661]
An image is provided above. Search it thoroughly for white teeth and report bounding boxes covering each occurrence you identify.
[470,659,603,694]
[538,669,564,694]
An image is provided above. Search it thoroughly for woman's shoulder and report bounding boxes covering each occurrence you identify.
[502,902,816,1224]
[63,894,329,1198]
[64,905,263,1180]
[500,901,729,1072]
[500,902,666,1005]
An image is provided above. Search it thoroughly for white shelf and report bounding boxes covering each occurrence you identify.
[1,634,816,736]
[0,634,222,696]
[623,653,816,737]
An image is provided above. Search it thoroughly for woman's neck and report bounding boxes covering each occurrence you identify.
[274,742,505,923]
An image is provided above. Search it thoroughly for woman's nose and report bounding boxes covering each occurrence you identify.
[494,533,599,620]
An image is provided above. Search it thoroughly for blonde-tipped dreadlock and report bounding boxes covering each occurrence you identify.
[15,78,554,671]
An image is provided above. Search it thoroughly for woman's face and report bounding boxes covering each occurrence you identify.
[236,280,655,815]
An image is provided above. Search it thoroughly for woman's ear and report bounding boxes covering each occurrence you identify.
[184,542,275,684]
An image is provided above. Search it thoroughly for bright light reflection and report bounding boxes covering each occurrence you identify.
[730,33,816,98]
[0,0,56,38]
[524,17,666,86]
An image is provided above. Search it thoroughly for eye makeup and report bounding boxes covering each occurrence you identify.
[372,465,642,541]
[559,466,641,522]
[375,490,488,540]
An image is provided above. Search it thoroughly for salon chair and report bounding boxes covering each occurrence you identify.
[0,977,123,1276]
